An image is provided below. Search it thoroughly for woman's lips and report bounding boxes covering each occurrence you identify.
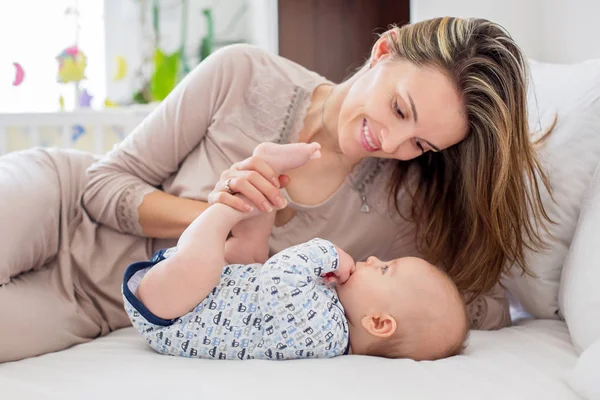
[361,118,380,152]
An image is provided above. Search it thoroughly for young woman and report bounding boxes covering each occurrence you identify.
[0,17,550,362]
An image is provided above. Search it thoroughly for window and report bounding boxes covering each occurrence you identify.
[0,0,105,112]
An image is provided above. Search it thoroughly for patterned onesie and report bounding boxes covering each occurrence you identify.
[123,238,350,360]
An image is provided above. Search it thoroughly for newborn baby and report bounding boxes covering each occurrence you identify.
[123,142,469,361]
[337,254,469,359]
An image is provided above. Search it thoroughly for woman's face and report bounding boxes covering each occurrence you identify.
[338,50,469,162]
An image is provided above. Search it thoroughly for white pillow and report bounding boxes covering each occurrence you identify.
[559,162,600,353]
[567,338,600,399]
[502,59,600,319]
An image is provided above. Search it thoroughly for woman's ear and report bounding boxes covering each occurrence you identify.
[360,313,397,338]
[370,32,396,66]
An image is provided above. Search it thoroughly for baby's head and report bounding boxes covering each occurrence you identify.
[336,255,469,360]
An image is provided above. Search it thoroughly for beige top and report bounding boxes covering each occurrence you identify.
[83,44,509,330]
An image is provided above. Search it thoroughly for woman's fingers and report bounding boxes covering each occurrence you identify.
[211,154,290,212]
[228,171,286,211]
[234,156,280,189]
[208,190,253,212]
[228,176,275,212]
[212,171,282,212]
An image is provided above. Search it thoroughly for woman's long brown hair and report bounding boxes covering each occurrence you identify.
[385,17,553,300]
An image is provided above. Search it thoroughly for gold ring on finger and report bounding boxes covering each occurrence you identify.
[224,177,236,195]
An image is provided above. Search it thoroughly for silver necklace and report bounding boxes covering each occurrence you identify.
[320,85,376,213]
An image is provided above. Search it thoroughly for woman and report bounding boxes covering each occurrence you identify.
[0,17,550,363]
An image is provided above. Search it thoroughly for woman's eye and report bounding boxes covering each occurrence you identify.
[394,101,405,119]
[415,139,425,153]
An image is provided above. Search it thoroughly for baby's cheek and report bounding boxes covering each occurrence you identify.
[352,279,373,298]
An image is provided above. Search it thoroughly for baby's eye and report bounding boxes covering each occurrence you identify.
[382,265,389,274]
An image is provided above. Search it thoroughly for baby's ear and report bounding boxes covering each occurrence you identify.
[361,314,397,338]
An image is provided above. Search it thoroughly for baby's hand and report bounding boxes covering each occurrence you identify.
[323,245,355,285]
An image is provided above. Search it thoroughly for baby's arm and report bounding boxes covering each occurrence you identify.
[324,245,355,285]
[259,239,349,292]
[135,202,247,320]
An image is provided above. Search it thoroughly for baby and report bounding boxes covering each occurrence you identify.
[123,142,469,361]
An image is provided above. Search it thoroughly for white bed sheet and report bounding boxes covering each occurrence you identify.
[0,319,580,400]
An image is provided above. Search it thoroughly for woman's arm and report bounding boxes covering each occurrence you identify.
[466,283,512,330]
[137,191,209,239]
[82,44,258,237]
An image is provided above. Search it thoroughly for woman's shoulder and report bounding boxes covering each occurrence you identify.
[209,44,329,144]
[214,43,328,91]
[210,43,269,67]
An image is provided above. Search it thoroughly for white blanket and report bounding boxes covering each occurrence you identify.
[0,319,580,400]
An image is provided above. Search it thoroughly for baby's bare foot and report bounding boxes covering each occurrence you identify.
[253,142,321,175]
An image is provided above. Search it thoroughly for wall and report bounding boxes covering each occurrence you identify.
[249,0,278,55]
[103,0,599,103]
[541,0,600,63]
[410,0,600,63]
[104,0,252,103]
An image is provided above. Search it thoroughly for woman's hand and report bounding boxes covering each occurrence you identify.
[208,155,289,213]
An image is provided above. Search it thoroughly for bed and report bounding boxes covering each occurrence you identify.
[1,59,599,400]
[0,320,580,399]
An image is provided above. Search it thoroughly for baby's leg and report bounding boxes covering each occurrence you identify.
[137,200,266,320]
[253,142,321,175]
[224,206,274,264]
[225,142,321,264]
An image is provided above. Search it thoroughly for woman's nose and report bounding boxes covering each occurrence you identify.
[380,127,406,154]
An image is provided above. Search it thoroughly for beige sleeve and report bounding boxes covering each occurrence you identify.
[466,284,512,330]
[82,45,254,235]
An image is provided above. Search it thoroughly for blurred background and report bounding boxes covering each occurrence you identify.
[1,0,599,113]
[0,0,598,154]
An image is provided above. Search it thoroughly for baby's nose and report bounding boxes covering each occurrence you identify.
[366,256,378,265]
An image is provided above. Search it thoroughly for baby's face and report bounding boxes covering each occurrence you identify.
[336,256,425,318]
[337,256,468,360]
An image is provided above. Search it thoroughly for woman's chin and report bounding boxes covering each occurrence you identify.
[338,140,365,165]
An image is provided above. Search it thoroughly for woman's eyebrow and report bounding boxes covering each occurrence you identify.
[408,92,418,123]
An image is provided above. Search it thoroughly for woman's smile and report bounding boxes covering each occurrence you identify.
[360,118,381,152]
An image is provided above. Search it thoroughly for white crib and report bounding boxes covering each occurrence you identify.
[0,106,155,156]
